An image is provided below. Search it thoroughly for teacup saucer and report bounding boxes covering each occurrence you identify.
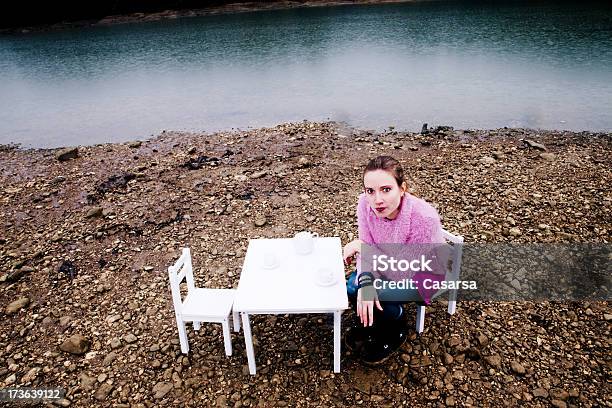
[262,260,279,270]
[315,276,337,287]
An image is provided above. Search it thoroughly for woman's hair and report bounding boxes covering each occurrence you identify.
[363,155,406,188]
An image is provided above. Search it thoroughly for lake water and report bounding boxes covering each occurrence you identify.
[1,0,611,148]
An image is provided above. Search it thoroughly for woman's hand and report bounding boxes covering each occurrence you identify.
[357,287,383,327]
[343,239,363,265]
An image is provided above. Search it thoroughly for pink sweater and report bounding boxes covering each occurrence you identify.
[356,192,445,304]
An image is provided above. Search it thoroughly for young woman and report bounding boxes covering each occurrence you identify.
[343,155,445,365]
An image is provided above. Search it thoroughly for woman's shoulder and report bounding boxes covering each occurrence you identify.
[407,194,440,221]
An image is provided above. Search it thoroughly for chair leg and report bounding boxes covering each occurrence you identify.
[222,319,232,356]
[416,305,425,334]
[232,311,241,333]
[448,289,457,315]
[193,321,201,331]
[176,315,189,354]
[448,300,457,315]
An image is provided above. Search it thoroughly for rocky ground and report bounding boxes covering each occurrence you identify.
[0,122,610,407]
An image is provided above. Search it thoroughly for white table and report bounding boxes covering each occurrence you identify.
[233,237,349,375]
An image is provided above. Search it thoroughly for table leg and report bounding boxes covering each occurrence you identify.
[333,310,342,373]
[241,313,256,375]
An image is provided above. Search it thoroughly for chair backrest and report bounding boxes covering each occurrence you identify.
[168,248,195,307]
[441,228,464,281]
[430,229,464,300]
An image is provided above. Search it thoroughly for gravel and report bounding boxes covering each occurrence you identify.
[0,122,610,406]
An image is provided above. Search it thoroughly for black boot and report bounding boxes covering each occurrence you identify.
[360,316,408,366]
[344,324,376,353]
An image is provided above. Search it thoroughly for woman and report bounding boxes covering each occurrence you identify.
[343,155,445,365]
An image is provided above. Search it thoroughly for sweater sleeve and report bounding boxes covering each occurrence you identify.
[356,195,373,278]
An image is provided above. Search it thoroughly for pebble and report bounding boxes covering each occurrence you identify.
[510,360,526,375]
[485,354,501,368]
[6,297,30,314]
[153,381,173,399]
[254,215,267,227]
[56,147,79,161]
[94,383,113,401]
[59,334,90,355]
[110,338,122,349]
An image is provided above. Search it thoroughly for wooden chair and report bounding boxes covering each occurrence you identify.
[168,248,240,355]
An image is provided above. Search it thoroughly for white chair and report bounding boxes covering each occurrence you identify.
[168,248,240,356]
[415,229,464,334]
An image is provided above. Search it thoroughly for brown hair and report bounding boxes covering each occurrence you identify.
[363,155,406,189]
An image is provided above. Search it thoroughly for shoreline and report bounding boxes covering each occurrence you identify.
[2,0,420,34]
[0,122,610,405]
[3,123,611,152]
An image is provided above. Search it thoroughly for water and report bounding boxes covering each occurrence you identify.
[1,0,611,148]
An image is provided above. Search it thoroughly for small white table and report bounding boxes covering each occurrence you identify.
[233,237,349,375]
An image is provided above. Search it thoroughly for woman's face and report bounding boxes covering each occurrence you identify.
[363,169,406,220]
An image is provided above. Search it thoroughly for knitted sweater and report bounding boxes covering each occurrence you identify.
[356,192,446,304]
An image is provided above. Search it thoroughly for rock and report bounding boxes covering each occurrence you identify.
[604,314,612,321]
[485,354,501,368]
[110,337,122,349]
[234,174,248,182]
[297,156,312,168]
[123,333,138,344]
[4,373,16,385]
[254,215,267,227]
[509,227,522,236]
[56,147,79,161]
[54,398,71,407]
[59,334,90,355]
[420,123,429,134]
[79,373,96,390]
[532,388,548,398]
[551,400,567,408]
[522,139,546,151]
[411,355,432,367]
[103,351,118,366]
[480,156,496,165]
[477,334,489,347]
[6,266,34,282]
[6,297,30,314]
[539,153,556,160]
[153,381,173,399]
[550,389,569,401]
[21,367,40,383]
[59,316,72,328]
[510,360,525,375]
[128,141,142,148]
[510,279,522,290]
[250,170,268,179]
[86,207,103,218]
[94,383,113,401]
[445,396,456,406]
[443,353,454,365]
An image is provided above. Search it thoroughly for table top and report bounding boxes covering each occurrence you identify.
[233,237,349,313]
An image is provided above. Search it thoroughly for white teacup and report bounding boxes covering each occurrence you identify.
[293,231,319,255]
